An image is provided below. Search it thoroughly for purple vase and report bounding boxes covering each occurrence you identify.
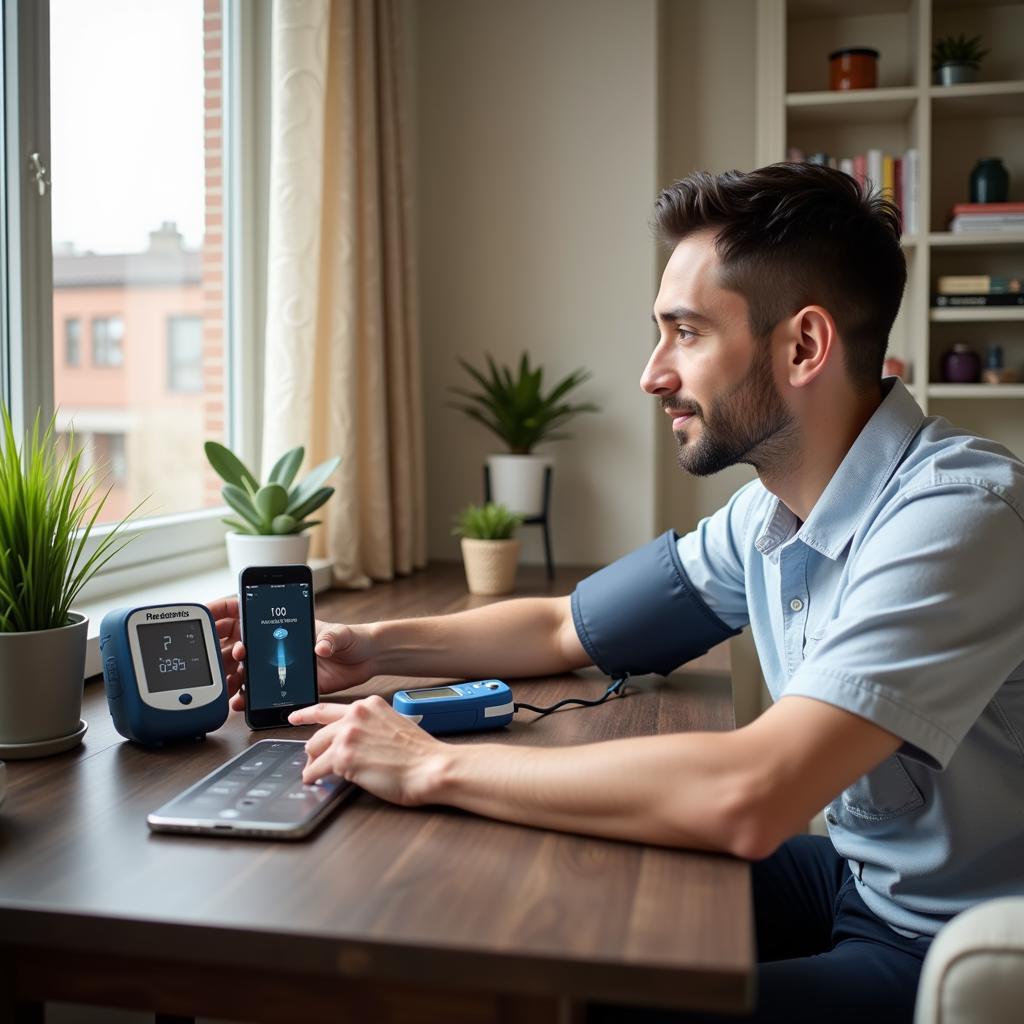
[941,344,980,384]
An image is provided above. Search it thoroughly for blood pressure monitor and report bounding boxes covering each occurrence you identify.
[99,604,229,745]
[392,679,514,735]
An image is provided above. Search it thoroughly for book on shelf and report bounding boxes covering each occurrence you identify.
[786,147,918,235]
[951,202,1024,216]
[949,202,1024,234]
[950,215,1024,234]
[936,275,1022,295]
[933,293,1024,307]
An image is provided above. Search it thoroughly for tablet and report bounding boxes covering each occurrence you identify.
[147,739,354,839]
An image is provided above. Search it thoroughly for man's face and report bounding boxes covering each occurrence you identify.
[642,232,794,476]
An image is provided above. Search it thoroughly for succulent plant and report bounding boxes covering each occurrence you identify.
[451,502,522,541]
[204,442,340,536]
[932,34,989,71]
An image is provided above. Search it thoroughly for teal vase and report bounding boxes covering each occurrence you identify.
[970,159,1009,204]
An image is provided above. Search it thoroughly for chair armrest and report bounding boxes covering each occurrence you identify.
[915,898,1024,1024]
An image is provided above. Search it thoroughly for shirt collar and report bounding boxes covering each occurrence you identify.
[755,378,924,562]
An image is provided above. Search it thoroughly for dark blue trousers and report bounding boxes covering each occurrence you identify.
[589,835,933,1024]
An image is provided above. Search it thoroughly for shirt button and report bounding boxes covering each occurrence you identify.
[789,598,804,612]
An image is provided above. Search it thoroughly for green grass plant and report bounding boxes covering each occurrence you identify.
[0,406,138,633]
[451,502,522,541]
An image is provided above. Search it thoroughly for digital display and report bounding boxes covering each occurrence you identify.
[406,686,459,701]
[137,619,213,693]
[243,582,316,710]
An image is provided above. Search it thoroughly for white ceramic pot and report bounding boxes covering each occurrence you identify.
[486,453,552,518]
[460,538,520,596]
[0,612,88,751]
[225,531,312,582]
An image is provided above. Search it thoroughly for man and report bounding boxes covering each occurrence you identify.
[211,164,1024,1023]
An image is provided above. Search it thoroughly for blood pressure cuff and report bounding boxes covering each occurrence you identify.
[570,529,741,677]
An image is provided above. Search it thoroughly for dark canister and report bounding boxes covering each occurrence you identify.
[941,343,981,384]
[970,158,1009,204]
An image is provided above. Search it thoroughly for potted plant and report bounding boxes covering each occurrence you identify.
[932,33,989,85]
[452,502,523,596]
[449,352,597,517]
[0,407,137,757]
[204,441,340,578]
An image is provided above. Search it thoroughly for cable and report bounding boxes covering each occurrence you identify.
[513,674,630,719]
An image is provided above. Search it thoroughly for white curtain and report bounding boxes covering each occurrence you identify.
[261,0,426,587]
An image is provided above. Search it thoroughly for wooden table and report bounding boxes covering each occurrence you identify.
[0,564,752,1023]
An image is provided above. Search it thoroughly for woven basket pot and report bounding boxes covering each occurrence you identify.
[460,538,520,596]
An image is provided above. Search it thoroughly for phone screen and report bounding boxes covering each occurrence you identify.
[242,578,317,714]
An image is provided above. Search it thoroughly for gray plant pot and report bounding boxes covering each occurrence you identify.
[0,612,88,750]
[935,62,979,86]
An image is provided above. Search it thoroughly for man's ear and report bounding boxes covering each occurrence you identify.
[785,306,836,388]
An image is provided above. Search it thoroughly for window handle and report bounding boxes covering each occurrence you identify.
[29,152,50,197]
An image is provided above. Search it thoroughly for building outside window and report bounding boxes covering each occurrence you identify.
[167,315,203,393]
[91,316,124,368]
[65,317,81,366]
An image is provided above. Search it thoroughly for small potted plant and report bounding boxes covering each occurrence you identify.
[932,33,989,86]
[204,441,340,578]
[0,407,137,757]
[448,352,597,517]
[452,502,523,596]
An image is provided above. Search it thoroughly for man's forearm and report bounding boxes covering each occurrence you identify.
[367,595,589,681]
[419,729,761,858]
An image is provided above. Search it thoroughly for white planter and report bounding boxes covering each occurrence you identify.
[461,538,520,596]
[486,453,552,518]
[225,531,312,582]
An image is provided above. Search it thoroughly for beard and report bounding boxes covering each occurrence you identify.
[664,343,795,477]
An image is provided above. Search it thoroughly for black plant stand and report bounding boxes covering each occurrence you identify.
[483,464,554,581]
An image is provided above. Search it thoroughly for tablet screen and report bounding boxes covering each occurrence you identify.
[147,739,353,838]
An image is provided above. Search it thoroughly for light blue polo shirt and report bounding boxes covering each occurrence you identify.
[677,378,1024,936]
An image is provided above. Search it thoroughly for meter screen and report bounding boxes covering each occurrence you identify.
[137,620,214,693]
[406,686,459,700]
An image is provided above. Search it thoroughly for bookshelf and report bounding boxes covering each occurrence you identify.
[757,0,1024,456]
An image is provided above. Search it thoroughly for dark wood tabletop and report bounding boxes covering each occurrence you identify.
[0,563,752,1024]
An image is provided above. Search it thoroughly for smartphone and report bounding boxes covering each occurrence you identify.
[239,564,319,729]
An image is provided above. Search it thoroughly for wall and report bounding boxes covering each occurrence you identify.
[655,0,759,535]
[415,0,660,566]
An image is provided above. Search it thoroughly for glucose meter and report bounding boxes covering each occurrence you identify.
[99,604,229,745]
[393,679,514,735]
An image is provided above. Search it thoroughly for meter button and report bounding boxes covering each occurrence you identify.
[178,693,193,706]
[485,682,500,690]
[104,658,122,698]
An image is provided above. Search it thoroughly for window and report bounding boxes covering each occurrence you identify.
[65,317,81,365]
[91,316,124,368]
[2,0,269,597]
[48,0,232,524]
[167,315,203,393]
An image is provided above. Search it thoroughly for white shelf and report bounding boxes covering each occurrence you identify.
[931,81,1024,118]
[928,385,1024,400]
[929,232,1024,249]
[930,307,1024,322]
[786,87,918,124]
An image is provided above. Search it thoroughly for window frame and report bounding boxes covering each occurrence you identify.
[2,0,270,599]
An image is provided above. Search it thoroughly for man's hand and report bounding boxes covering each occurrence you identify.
[289,697,448,805]
[206,596,383,712]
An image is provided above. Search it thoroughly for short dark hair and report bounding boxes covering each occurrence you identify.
[652,163,906,391]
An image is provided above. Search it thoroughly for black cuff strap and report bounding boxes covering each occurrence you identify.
[570,530,741,677]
